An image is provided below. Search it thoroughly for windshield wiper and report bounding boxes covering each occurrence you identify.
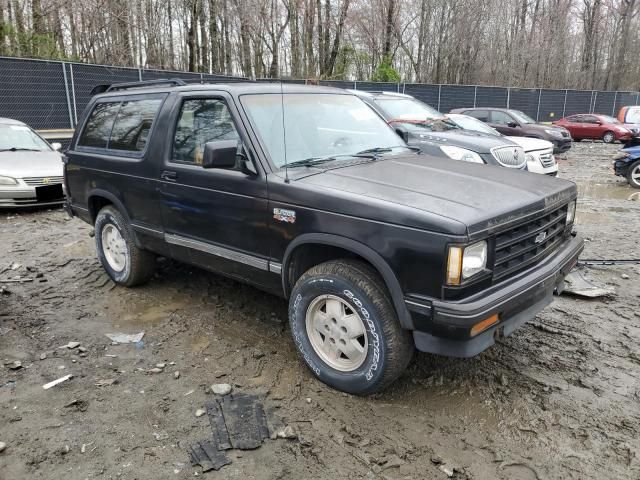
[285,155,344,169]
[355,145,420,157]
[0,147,41,152]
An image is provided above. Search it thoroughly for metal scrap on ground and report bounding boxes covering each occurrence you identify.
[563,268,615,298]
[105,332,144,344]
[189,393,272,472]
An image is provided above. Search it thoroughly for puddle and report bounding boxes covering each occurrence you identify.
[114,300,188,327]
[576,181,639,201]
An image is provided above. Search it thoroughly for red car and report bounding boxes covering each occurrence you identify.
[554,114,633,144]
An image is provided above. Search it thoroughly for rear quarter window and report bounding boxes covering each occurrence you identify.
[77,96,164,154]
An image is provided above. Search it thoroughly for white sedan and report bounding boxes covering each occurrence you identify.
[446,113,558,176]
[0,118,64,207]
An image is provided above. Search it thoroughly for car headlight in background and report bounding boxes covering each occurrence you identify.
[566,200,576,224]
[440,145,484,164]
[446,240,488,285]
[0,176,18,185]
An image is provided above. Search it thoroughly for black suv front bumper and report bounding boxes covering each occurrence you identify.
[408,234,583,358]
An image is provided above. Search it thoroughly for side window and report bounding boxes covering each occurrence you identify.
[583,115,598,124]
[491,111,515,125]
[567,115,581,122]
[78,102,121,148]
[466,110,489,122]
[173,98,239,164]
[109,98,163,152]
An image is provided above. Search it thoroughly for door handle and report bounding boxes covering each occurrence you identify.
[161,170,178,181]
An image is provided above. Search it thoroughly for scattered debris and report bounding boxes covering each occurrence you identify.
[188,440,231,472]
[60,341,81,349]
[276,425,297,440]
[7,360,22,370]
[0,286,10,295]
[621,273,630,279]
[195,409,206,417]
[439,464,455,477]
[105,332,145,344]
[183,389,195,396]
[174,371,180,379]
[563,269,615,298]
[39,353,47,360]
[43,374,73,390]
[0,442,6,453]
[148,367,163,374]
[211,383,232,396]
[95,378,117,387]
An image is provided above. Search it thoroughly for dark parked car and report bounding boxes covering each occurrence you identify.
[554,114,635,144]
[350,91,528,170]
[613,145,640,188]
[450,107,572,154]
[64,80,583,394]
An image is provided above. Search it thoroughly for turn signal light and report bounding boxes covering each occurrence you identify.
[470,314,499,337]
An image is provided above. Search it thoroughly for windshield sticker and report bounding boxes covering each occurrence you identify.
[273,208,296,224]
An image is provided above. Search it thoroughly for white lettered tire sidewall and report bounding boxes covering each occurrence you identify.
[95,207,132,284]
[289,273,388,394]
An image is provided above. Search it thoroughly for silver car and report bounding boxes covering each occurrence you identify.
[0,118,64,207]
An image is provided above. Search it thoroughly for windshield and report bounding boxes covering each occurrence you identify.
[446,114,501,135]
[510,110,536,124]
[375,97,442,120]
[0,124,51,151]
[240,93,408,168]
[600,115,621,125]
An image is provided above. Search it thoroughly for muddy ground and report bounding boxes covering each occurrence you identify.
[1,142,639,480]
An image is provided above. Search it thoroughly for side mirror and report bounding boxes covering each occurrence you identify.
[51,142,62,151]
[507,121,519,128]
[202,139,239,169]
[395,128,409,143]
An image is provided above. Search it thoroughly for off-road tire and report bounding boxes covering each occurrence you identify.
[95,205,156,286]
[627,160,640,189]
[289,259,413,395]
[602,131,616,143]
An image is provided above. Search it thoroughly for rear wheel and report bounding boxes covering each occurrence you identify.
[627,160,640,188]
[602,131,616,143]
[95,205,156,286]
[289,259,414,395]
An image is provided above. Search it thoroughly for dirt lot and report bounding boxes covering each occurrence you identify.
[1,142,639,480]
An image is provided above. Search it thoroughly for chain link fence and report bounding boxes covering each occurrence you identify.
[1,55,639,132]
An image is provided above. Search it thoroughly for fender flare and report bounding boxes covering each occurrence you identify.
[87,189,141,247]
[282,233,413,329]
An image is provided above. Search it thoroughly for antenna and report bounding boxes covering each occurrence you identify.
[280,80,289,183]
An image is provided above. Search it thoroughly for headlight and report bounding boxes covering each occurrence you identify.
[440,146,484,163]
[566,200,576,224]
[545,129,563,138]
[446,240,488,285]
[0,176,18,185]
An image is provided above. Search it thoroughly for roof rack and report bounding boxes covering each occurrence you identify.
[105,78,187,92]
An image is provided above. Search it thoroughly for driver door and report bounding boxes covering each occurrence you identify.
[158,93,272,284]
[489,111,521,136]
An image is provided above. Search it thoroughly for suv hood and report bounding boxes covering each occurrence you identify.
[505,136,553,152]
[407,129,517,154]
[295,153,576,236]
[0,150,63,178]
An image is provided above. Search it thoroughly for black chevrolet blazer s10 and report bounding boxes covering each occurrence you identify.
[63,80,584,394]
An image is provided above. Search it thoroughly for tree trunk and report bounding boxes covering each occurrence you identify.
[187,0,198,71]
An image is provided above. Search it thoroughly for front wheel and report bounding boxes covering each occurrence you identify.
[289,259,413,395]
[628,160,640,188]
[95,205,156,286]
[602,131,616,143]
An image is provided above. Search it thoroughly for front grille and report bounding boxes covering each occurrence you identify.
[21,176,64,186]
[538,150,556,168]
[493,204,569,281]
[491,146,526,168]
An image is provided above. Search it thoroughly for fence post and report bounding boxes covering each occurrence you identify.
[506,87,511,108]
[612,91,618,116]
[69,63,78,126]
[592,91,598,113]
[562,90,567,117]
[536,89,541,122]
[138,68,142,81]
[61,62,74,129]
[437,85,441,111]
[473,86,477,108]
[354,80,357,90]
[402,82,406,94]
[200,73,204,84]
